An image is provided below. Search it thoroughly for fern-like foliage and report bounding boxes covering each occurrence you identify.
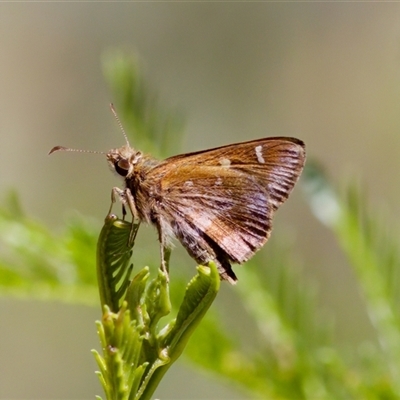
[92,213,220,400]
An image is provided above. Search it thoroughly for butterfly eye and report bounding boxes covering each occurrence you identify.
[115,159,129,177]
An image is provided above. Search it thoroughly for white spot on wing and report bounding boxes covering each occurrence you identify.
[215,177,223,186]
[255,145,265,164]
[219,158,231,167]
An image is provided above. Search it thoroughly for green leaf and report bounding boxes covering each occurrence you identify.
[96,213,139,312]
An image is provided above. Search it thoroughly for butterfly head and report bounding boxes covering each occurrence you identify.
[107,145,143,178]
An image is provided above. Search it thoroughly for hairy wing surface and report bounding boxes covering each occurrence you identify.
[148,137,305,262]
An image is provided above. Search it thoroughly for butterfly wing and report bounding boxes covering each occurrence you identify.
[150,137,305,262]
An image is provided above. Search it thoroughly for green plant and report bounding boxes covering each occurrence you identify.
[92,214,220,400]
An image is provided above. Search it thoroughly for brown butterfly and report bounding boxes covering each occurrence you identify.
[50,108,306,284]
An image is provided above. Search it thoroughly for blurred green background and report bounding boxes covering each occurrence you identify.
[1,3,400,399]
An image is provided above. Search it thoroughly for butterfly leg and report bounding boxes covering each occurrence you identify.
[162,245,171,276]
[153,217,171,281]
[110,187,127,217]
[123,188,142,246]
[111,187,140,246]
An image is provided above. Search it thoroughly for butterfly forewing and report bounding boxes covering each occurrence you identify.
[148,137,305,263]
[158,137,304,207]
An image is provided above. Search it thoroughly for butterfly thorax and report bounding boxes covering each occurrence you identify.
[107,145,162,223]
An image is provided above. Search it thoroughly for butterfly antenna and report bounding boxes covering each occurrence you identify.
[48,146,105,155]
[110,103,131,148]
